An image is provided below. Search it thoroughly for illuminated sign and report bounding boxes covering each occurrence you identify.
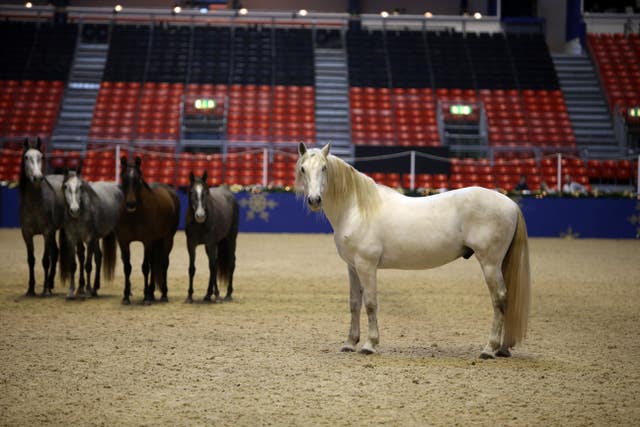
[629,107,640,118]
[194,99,216,110]
[450,104,473,115]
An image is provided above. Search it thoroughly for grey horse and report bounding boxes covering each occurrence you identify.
[185,171,239,303]
[19,137,65,296]
[59,170,122,299]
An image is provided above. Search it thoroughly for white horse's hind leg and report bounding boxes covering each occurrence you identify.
[356,262,379,355]
[479,262,507,359]
[341,266,362,352]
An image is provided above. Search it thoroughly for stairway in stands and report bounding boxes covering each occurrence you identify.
[313,42,352,159]
[51,42,108,150]
[552,53,621,157]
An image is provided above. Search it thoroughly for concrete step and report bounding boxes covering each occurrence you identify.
[316,94,348,100]
[58,110,93,119]
[61,99,96,109]
[316,75,348,83]
[573,128,616,137]
[315,116,350,125]
[53,129,89,138]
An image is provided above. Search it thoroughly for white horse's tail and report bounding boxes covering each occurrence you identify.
[502,209,531,348]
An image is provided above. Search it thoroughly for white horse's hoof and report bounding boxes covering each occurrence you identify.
[359,343,377,355]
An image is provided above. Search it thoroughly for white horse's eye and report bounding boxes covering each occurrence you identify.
[300,167,305,174]
[322,165,327,172]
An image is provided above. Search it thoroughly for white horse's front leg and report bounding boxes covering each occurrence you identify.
[341,265,362,352]
[356,262,379,354]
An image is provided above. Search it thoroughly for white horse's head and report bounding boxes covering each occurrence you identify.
[22,138,44,183]
[62,170,83,218]
[296,142,331,211]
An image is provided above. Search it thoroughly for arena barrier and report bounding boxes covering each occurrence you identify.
[0,186,638,238]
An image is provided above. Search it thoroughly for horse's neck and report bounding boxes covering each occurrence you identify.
[19,167,34,197]
[137,183,160,215]
[323,158,369,228]
[21,178,44,201]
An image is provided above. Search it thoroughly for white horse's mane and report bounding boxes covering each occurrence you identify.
[296,150,381,218]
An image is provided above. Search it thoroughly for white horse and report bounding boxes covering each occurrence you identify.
[295,143,530,358]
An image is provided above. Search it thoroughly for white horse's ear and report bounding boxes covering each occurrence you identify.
[298,141,307,156]
[321,143,331,158]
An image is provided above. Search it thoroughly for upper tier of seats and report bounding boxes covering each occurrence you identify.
[0,21,77,81]
[346,29,558,90]
[587,33,640,120]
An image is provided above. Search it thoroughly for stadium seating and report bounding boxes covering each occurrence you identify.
[587,33,640,119]
[0,19,635,189]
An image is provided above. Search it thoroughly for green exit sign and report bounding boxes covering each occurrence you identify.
[450,104,473,115]
[194,99,216,110]
[629,106,640,117]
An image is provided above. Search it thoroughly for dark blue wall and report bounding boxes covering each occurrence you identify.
[1,188,638,238]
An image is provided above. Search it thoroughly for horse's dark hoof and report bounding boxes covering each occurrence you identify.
[159,296,168,303]
[185,297,193,304]
[203,295,215,303]
[143,299,154,306]
[479,352,495,360]
[495,348,511,358]
[25,290,36,297]
[223,295,233,302]
[122,298,131,305]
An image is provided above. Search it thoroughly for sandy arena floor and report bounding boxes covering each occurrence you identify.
[0,228,639,426]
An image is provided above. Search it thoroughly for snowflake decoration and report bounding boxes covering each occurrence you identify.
[238,193,278,222]
[559,226,580,239]
[627,202,640,239]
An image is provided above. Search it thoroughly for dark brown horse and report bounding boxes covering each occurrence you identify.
[116,156,180,304]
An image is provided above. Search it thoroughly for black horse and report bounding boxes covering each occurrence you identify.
[185,171,239,302]
[19,137,65,296]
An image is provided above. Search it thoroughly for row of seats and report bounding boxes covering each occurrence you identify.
[349,86,575,148]
[365,156,637,190]
[0,22,76,81]
[88,82,316,143]
[103,25,315,87]
[0,80,64,138]
[588,33,640,119]
[1,22,558,92]
[347,29,558,90]
[0,80,575,149]
[3,139,634,191]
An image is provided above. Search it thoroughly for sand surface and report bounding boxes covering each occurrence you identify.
[1,229,639,426]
